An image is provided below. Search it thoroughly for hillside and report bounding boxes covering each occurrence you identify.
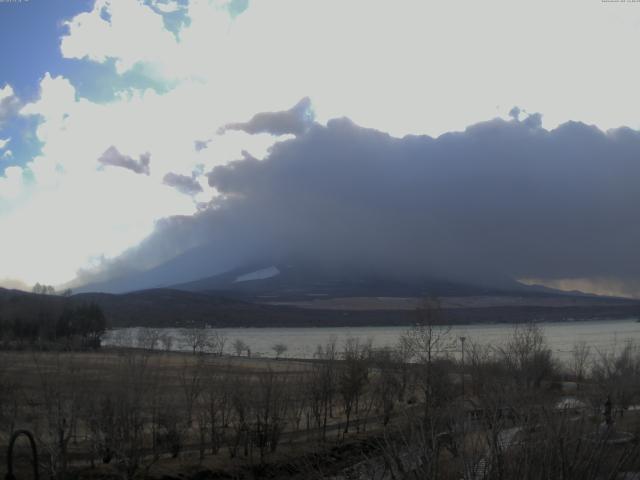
[2,287,639,329]
[170,261,532,299]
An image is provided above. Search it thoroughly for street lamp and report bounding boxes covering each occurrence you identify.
[460,336,466,396]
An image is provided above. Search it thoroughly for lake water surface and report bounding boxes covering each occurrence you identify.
[104,318,640,362]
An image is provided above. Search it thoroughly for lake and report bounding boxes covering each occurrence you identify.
[103,318,640,363]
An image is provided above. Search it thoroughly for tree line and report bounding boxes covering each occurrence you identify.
[0,302,107,349]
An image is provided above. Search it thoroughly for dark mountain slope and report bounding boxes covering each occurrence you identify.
[171,261,527,300]
[2,286,639,330]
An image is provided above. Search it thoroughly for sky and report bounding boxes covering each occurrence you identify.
[1,0,640,297]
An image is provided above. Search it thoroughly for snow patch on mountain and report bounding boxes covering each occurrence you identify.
[234,266,280,283]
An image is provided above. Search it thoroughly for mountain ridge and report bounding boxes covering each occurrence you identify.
[2,286,638,329]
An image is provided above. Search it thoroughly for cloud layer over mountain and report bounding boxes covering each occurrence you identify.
[77,111,640,297]
[4,0,640,294]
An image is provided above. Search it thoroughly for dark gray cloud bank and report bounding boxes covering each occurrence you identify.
[78,110,640,297]
[98,146,151,175]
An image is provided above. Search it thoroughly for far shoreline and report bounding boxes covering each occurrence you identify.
[105,313,640,330]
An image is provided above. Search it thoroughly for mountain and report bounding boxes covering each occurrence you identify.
[2,286,639,329]
[68,248,640,327]
[170,260,528,300]
[74,234,607,302]
[73,288,309,328]
[74,232,529,297]
[74,243,246,294]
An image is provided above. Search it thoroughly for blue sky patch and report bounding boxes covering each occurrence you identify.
[0,0,175,170]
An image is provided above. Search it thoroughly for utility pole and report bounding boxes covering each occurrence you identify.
[460,336,466,396]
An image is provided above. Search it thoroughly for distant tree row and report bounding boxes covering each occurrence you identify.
[0,302,107,349]
[32,283,57,295]
[32,283,72,297]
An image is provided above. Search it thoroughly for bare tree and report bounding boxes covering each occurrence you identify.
[404,297,453,365]
[228,375,251,459]
[112,329,134,348]
[394,334,414,403]
[339,337,370,433]
[136,327,160,351]
[286,377,308,433]
[183,328,208,355]
[178,356,205,426]
[200,368,234,456]
[159,332,174,352]
[29,352,88,480]
[591,340,640,417]
[251,369,291,460]
[570,340,591,382]
[0,352,20,436]
[156,397,184,459]
[272,342,288,359]
[371,348,401,426]
[100,351,160,480]
[232,338,249,356]
[401,297,455,420]
[205,330,227,356]
[308,337,338,441]
[498,322,555,389]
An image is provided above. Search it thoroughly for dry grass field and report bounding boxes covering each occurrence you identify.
[0,347,402,480]
[266,295,634,311]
